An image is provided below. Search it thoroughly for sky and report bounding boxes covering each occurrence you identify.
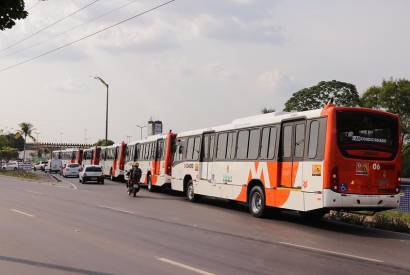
[0,0,409,144]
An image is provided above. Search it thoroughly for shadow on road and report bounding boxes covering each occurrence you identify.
[194,197,410,241]
[0,255,113,275]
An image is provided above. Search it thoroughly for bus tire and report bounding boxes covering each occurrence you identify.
[186,180,197,202]
[147,176,154,192]
[249,185,266,218]
[110,169,115,181]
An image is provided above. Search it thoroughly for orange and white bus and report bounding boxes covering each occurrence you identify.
[82,146,101,166]
[124,131,176,192]
[54,148,83,167]
[171,104,401,217]
[100,143,126,180]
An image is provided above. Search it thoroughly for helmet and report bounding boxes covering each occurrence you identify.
[133,162,139,167]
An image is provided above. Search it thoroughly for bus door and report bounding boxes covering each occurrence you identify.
[279,120,306,188]
[200,133,215,181]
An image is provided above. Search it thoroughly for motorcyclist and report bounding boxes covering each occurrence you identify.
[129,162,142,197]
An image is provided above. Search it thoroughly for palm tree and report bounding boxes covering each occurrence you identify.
[16,122,36,161]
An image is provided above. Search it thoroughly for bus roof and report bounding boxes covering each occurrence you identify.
[177,108,323,137]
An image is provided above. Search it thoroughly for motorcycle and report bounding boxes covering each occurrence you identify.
[128,180,140,197]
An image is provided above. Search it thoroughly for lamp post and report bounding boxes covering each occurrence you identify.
[136,125,146,139]
[93,76,109,143]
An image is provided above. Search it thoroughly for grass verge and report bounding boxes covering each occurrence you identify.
[328,210,410,234]
[0,169,40,180]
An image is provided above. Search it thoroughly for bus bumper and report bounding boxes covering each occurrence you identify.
[323,189,400,210]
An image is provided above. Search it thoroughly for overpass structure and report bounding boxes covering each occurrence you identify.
[25,142,93,151]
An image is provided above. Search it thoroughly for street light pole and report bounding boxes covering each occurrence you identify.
[93,76,109,143]
[136,125,146,140]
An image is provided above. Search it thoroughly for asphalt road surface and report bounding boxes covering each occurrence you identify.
[0,174,409,275]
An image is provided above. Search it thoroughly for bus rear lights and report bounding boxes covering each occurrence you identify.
[330,167,339,192]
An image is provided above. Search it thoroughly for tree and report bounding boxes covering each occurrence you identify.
[0,146,18,161]
[15,122,36,161]
[95,139,114,146]
[360,79,410,176]
[0,0,28,31]
[284,80,360,112]
[261,107,275,114]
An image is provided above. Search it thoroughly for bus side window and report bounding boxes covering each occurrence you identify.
[268,127,277,159]
[308,121,320,159]
[294,123,305,158]
[216,133,228,160]
[203,135,210,160]
[248,129,260,159]
[226,132,237,160]
[236,130,249,159]
[186,137,195,160]
[193,136,201,160]
[260,128,270,159]
[209,135,215,160]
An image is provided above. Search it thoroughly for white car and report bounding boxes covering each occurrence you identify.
[79,165,104,184]
[62,163,81,178]
[2,161,19,171]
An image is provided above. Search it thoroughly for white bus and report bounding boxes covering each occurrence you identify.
[124,132,176,192]
[99,143,126,180]
[171,105,401,218]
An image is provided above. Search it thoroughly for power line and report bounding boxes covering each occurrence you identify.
[0,0,102,53]
[0,0,176,74]
[2,0,140,58]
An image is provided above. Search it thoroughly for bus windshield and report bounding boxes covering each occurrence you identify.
[336,111,398,159]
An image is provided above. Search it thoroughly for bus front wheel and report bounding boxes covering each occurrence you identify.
[249,185,266,218]
[186,180,197,202]
[147,176,154,192]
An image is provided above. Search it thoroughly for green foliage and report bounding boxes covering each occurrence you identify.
[95,139,115,146]
[0,0,28,31]
[0,169,40,180]
[16,122,36,142]
[361,79,410,145]
[0,133,24,151]
[261,107,275,114]
[284,80,360,112]
[0,146,18,161]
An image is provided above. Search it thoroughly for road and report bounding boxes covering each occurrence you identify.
[0,174,409,275]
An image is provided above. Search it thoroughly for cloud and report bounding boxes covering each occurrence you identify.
[45,75,89,94]
[258,69,297,91]
[190,14,285,45]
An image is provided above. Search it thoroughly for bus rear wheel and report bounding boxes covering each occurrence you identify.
[249,185,266,218]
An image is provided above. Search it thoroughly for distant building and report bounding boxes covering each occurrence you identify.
[147,120,163,136]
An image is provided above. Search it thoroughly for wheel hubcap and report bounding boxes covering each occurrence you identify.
[188,185,194,199]
[252,192,262,213]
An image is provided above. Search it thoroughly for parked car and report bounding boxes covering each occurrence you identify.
[45,159,62,174]
[2,161,19,171]
[62,163,81,178]
[34,161,47,171]
[79,165,104,184]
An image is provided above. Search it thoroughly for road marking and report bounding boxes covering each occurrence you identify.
[279,241,383,263]
[58,176,79,190]
[157,257,215,275]
[98,205,135,215]
[10,209,35,218]
[24,190,43,195]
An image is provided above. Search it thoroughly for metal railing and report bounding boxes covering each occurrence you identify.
[400,184,410,213]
